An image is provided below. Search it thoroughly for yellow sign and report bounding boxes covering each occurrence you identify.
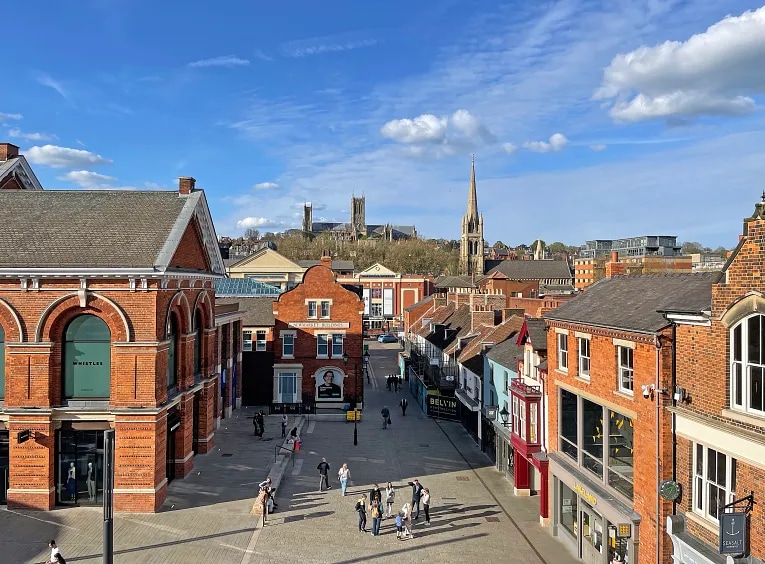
[574,483,597,506]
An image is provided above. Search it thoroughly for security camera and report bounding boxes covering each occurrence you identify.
[642,385,652,399]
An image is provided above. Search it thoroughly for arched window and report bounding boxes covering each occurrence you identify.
[63,315,111,399]
[194,311,203,377]
[167,314,179,390]
[0,323,5,400]
[731,314,765,415]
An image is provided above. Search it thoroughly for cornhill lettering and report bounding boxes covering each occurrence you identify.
[574,483,597,506]
[73,361,104,366]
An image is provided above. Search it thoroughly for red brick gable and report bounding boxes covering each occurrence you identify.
[169,219,211,271]
[0,176,23,190]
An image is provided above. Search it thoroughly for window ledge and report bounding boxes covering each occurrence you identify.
[282,355,295,360]
[612,390,635,401]
[554,369,568,377]
[316,355,329,360]
[721,408,765,427]
[685,510,719,536]
[574,376,590,385]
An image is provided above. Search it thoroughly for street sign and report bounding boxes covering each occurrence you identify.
[16,430,31,444]
[719,512,747,555]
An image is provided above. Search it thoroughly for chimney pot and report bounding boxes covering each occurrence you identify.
[179,176,196,195]
[610,251,619,263]
[0,143,20,161]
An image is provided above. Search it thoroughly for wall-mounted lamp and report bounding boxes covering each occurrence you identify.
[673,386,690,403]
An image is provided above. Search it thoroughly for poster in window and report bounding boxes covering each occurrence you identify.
[383,288,394,316]
[316,368,344,399]
[362,289,370,315]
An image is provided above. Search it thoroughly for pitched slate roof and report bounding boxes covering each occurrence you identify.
[215,278,283,296]
[404,295,433,312]
[485,338,524,370]
[295,259,355,271]
[543,273,716,333]
[216,296,277,327]
[524,318,548,351]
[434,275,476,289]
[487,260,572,281]
[459,315,524,375]
[0,189,223,272]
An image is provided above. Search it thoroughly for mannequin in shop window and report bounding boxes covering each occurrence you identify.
[66,463,76,501]
[86,462,96,501]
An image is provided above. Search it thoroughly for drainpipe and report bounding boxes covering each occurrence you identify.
[670,322,677,517]
[654,335,663,564]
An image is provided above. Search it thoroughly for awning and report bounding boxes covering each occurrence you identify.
[455,388,481,411]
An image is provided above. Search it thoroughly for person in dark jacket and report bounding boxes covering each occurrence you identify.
[407,479,423,519]
[400,397,408,416]
[369,483,382,505]
[317,457,331,492]
[381,406,390,429]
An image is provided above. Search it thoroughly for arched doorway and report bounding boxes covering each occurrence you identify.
[63,315,111,399]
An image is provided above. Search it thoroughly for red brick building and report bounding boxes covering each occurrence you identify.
[544,273,715,564]
[664,198,765,564]
[272,258,364,411]
[0,170,231,512]
[337,263,434,336]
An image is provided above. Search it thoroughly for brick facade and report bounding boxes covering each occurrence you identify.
[272,263,364,408]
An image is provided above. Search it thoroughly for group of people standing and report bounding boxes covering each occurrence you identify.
[252,410,267,438]
[351,476,431,539]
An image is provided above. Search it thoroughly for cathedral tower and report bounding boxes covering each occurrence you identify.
[350,194,366,237]
[459,157,485,276]
[302,202,313,233]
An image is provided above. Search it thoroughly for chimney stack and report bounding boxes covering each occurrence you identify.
[610,251,619,263]
[471,305,495,330]
[179,176,196,195]
[0,143,19,161]
[320,252,332,269]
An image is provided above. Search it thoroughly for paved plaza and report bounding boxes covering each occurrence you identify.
[0,342,576,564]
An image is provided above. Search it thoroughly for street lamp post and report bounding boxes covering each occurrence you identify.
[343,351,370,446]
[499,406,510,428]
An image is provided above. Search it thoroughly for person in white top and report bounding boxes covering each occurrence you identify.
[385,482,395,517]
[337,463,351,496]
[421,488,431,525]
[47,540,60,564]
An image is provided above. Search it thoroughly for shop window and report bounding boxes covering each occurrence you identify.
[607,410,634,499]
[617,346,634,394]
[63,315,111,399]
[559,481,578,538]
[730,315,765,415]
[332,334,343,357]
[0,324,4,400]
[559,389,578,460]
[166,315,179,390]
[578,337,590,379]
[256,330,267,352]
[557,333,568,371]
[194,311,203,377]
[56,429,105,506]
[693,444,736,523]
[582,398,604,479]
[243,331,253,352]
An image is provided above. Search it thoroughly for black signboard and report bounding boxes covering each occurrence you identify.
[719,512,747,555]
[16,430,31,444]
[426,395,459,421]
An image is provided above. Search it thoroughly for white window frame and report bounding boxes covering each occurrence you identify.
[512,396,520,435]
[255,330,267,352]
[242,330,253,352]
[277,372,297,403]
[332,334,343,357]
[557,333,568,371]
[693,443,736,523]
[618,346,634,394]
[317,333,329,358]
[578,337,590,379]
[370,303,383,317]
[529,402,538,444]
[307,300,317,319]
[519,401,526,441]
[730,315,765,416]
[320,300,331,319]
[503,370,509,393]
[281,331,295,358]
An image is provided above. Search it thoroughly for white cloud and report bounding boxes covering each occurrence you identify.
[253,49,273,62]
[596,6,765,123]
[380,109,493,152]
[8,129,57,142]
[253,181,279,190]
[281,32,377,58]
[590,144,607,151]
[33,72,70,102]
[381,114,448,144]
[188,55,250,68]
[236,217,281,229]
[25,145,113,168]
[58,170,117,186]
[501,142,518,154]
[0,112,22,121]
[523,133,569,153]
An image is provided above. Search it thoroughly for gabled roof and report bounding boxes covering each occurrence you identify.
[486,337,524,370]
[215,278,283,296]
[0,189,225,274]
[216,296,277,327]
[295,259,355,271]
[435,275,475,289]
[416,302,456,338]
[487,260,572,281]
[0,154,44,191]
[543,273,716,334]
[459,315,524,375]
[357,262,397,276]
[519,318,548,351]
[227,247,303,271]
[405,295,433,312]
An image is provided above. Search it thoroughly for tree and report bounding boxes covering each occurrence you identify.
[713,246,728,258]
[547,241,569,254]
[244,228,260,241]
[681,241,704,255]
[493,241,508,249]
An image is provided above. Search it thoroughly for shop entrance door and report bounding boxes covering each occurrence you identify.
[0,430,8,504]
[56,429,105,506]
[580,501,604,563]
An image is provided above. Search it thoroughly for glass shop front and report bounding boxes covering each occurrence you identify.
[0,428,8,505]
[56,427,106,506]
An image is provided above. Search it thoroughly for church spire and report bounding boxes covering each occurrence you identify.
[466,154,478,220]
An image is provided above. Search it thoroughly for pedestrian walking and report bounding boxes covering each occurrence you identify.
[407,479,423,519]
[317,457,332,492]
[385,482,395,517]
[394,376,399,392]
[257,410,266,436]
[355,493,368,532]
[252,413,260,436]
[400,397,408,416]
[46,540,64,564]
[370,498,382,536]
[381,406,390,429]
[281,414,288,437]
[338,463,351,496]
[386,375,392,391]
[422,487,431,525]
[395,512,404,539]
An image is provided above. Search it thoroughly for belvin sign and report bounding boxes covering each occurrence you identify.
[719,512,747,555]
[426,395,459,421]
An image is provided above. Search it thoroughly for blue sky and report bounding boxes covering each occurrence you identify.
[3,0,765,247]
